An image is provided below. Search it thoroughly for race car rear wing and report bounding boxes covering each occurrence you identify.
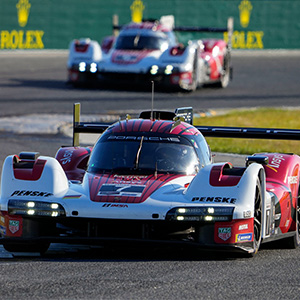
[112,14,233,46]
[173,17,234,52]
[73,103,109,146]
[113,17,233,34]
[173,17,233,35]
[72,103,300,147]
[112,14,233,33]
[196,126,300,140]
[72,104,194,146]
[112,14,233,56]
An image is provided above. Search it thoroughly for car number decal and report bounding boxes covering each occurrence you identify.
[98,184,146,197]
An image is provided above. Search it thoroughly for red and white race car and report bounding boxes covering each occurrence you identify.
[1,104,300,257]
[67,16,233,91]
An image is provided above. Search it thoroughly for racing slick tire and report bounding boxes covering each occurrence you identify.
[3,242,50,254]
[249,178,263,256]
[180,54,198,92]
[189,55,198,92]
[215,51,230,88]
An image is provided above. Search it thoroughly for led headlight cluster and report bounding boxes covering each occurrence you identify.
[78,62,97,73]
[166,207,234,222]
[8,200,66,217]
[150,65,175,76]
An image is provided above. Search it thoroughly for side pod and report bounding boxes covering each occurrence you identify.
[0,155,69,204]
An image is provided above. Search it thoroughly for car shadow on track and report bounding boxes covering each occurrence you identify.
[5,244,254,262]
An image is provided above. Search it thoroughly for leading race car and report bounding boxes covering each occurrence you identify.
[67,15,233,91]
[1,104,300,257]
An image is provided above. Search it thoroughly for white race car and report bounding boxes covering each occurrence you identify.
[1,104,300,256]
[67,16,233,91]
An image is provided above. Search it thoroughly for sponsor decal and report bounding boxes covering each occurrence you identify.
[0,225,6,236]
[11,190,53,197]
[0,30,44,49]
[102,203,129,208]
[130,0,145,23]
[239,0,252,28]
[266,154,285,172]
[98,184,146,197]
[111,50,153,65]
[275,213,281,221]
[224,30,264,49]
[288,176,298,185]
[285,219,290,228]
[114,54,138,63]
[9,220,20,234]
[238,224,249,230]
[218,227,231,241]
[112,175,147,184]
[191,196,237,204]
[0,215,6,235]
[17,0,31,27]
[0,0,44,49]
[243,210,251,218]
[108,136,180,142]
[235,233,253,242]
[60,150,74,165]
[223,0,264,49]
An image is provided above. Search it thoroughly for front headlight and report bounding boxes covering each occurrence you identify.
[150,65,159,75]
[166,206,234,222]
[90,62,97,73]
[79,62,86,72]
[164,65,173,75]
[8,200,66,217]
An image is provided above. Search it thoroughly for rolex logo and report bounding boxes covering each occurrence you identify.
[16,0,31,27]
[130,0,145,23]
[239,0,252,28]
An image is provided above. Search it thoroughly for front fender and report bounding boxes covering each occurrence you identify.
[184,162,266,220]
[0,155,69,210]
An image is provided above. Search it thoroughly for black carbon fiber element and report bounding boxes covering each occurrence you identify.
[196,126,300,140]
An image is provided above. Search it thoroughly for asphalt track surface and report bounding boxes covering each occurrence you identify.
[0,51,300,299]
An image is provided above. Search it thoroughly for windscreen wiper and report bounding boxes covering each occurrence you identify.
[134,136,144,170]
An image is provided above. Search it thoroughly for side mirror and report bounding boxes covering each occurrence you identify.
[246,156,269,167]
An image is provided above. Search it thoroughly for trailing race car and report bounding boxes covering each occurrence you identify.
[1,103,300,257]
[67,15,233,91]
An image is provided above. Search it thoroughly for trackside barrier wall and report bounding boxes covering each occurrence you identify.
[0,0,299,50]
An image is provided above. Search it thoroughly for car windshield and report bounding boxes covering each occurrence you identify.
[88,135,199,175]
[115,34,168,51]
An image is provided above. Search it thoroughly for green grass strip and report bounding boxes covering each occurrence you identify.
[194,108,300,155]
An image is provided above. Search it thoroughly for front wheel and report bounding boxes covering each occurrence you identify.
[251,179,263,256]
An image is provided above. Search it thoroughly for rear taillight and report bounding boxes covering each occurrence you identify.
[170,72,192,85]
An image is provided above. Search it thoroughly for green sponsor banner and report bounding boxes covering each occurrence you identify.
[0,0,299,50]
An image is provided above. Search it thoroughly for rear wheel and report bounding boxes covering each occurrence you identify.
[215,52,230,88]
[189,55,198,91]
